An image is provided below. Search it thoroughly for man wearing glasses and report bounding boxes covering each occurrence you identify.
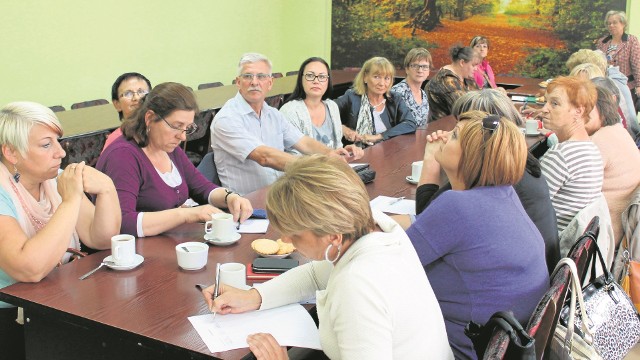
[210,53,363,195]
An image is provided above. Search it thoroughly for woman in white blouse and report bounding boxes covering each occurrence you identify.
[201,155,452,360]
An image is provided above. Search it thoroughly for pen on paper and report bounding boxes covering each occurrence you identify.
[211,263,221,319]
[388,196,405,206]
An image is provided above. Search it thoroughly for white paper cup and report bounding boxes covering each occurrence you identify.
[411,161,423,181]
[111,234,136,266]
[219,263,246,288]
[204,213,237,241]
[525,119,539,135]
[176,242,209,271]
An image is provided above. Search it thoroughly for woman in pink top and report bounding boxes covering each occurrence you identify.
[102,72,152,152]
[470,36,497,89]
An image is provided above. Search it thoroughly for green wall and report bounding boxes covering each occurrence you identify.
[0,0,332,109]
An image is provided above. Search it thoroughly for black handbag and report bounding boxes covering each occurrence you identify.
[465,311,536,360]
[353,164,376,184]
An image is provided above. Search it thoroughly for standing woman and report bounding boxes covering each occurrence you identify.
[96,82,252,237]
[0,102,121,357]
[335,57,416,146]
[596,10,640,110]
[426,45,481,123]
[470,36,497,89]
[392,48,432,127]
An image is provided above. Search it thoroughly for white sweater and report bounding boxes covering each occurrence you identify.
[256,211,453,360]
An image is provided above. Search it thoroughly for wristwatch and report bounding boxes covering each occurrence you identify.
[224,189,235,205]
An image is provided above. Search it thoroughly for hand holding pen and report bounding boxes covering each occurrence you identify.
[197,279,263,316]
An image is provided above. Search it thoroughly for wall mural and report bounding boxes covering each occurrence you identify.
[331,0,627,79]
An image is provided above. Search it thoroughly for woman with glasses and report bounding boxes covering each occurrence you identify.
[201,154,453,360]
[391,48,432,127]
[426,45,481,123]
[406,110,549,359]
[96,82,253,237]
[335,57,416,146]
[279,57,346,154]
[103,72,152,152]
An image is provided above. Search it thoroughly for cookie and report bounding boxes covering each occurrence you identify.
[276,239,295,255]
[251,239,279,255]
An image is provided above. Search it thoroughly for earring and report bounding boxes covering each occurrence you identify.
[13,165,20,183]
[324,243,342,263]
[146,127,150,134]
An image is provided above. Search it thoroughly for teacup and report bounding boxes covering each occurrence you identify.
[525,119,539,135]
[411,161,423,181]
[176,242,209,271]
[111,234,136,266]
[219,263,246,288]
[204,213,238,241]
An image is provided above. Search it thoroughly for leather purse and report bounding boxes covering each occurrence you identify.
[559,243,640,360]
[465,311,536,360]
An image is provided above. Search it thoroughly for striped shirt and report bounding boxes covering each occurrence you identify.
[540,141,604,232]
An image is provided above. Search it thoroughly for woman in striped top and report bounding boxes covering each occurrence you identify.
[539,76,604,233]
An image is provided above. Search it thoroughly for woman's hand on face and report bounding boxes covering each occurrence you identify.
[201,284,262,314]
[247,333,289,360]
[185,204,223,223]
[57,162,86,203]
[226,194,253,223]
[80,165,115,195]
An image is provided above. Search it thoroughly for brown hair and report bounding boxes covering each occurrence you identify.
[403,48,433,69]
[546,76,597,122]
[121,82,198,147]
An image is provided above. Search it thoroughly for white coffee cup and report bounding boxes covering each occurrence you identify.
[175,242,209,271]
[525,119,539,135]
[411,161,423,181]
[219,263,246,288]
[204,213,238,241]
[111,234,136,266]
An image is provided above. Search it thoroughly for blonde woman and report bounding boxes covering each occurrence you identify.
[335,57,416,146]
[201,155,452,359]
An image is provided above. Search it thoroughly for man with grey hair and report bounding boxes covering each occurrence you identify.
[210,53,363,195]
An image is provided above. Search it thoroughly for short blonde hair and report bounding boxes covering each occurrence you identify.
[266,154,374,242]
[352,57,395,96]
[0,102,63,159]
[566,49,607,74]
[569,63,605,79]
[457,111,526,188]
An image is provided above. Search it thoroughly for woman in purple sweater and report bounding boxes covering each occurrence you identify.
[96,82,252,237]
[406,110,549,359]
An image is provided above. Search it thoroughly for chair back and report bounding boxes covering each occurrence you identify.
[49,105,65,112]
[566,216,600,283]
[70,99,109,110]
[526,261,572,359]
[197,82,223,90]
[272,72,283,78]
[285,71,298,76]
[196,152,220,186]
[183,110,215,166]
[265,94,284,109]
[60,130,110,168]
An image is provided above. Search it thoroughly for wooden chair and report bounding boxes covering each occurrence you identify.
[183,109,215,166]
[285,71,298,76]
[197,82,224,90]
[49,105,65,112]
[60,130,111,168]
[70,99,109,110]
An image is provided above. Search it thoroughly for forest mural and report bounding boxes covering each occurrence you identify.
[331,0,627,79]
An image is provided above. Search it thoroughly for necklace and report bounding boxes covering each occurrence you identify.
[370,98,386,108]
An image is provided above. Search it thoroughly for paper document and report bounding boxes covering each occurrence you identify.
[370,196,416,215]
[238,219,269,233]
[189,303,321,353]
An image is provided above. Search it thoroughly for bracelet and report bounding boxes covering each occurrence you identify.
[224,189,235,205]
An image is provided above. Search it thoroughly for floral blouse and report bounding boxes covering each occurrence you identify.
[392,80,429,127]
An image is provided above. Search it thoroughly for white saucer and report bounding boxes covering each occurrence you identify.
[405,176,418,185]
[104,254,144,271]
[259,252,293,259]
[204,232,241,246]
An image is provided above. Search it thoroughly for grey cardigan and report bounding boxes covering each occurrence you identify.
[279,99,343,154]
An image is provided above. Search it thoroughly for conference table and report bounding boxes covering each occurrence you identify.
[0,117,545,359]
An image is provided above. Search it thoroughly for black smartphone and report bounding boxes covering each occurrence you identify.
[252,258,299,273]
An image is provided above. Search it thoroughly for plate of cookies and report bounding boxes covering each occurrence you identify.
[251,238,296,258]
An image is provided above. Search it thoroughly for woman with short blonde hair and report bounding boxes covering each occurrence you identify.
[336,57,416,146]
[202,154,453,359]
[569,62,605,80]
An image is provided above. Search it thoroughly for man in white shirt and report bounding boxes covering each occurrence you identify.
[210,53,363,195]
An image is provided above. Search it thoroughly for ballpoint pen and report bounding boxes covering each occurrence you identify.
[388,196,405,206]
[212,263,221,319]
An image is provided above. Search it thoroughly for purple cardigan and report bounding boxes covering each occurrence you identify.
[473,59,497,89]
[96,137,218,235]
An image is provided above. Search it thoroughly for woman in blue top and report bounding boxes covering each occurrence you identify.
[406,110,549,359]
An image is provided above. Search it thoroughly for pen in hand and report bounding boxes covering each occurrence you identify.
[212,263,221,318]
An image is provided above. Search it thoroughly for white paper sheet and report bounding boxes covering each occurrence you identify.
[188,304,321,353]
[370,196,416,215]
[238,219,269,233]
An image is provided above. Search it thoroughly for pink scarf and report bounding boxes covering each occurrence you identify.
[0,162,79,264]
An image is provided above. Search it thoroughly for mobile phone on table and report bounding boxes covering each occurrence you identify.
[252,258,299,273]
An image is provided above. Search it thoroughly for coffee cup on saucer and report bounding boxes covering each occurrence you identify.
[111,234,136,266]
[219,263,247,288]
[204,213,238,241]
[525,119,540,136]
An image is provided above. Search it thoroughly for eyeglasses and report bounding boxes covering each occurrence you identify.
[239,73,272,82]
[120,89,149,99]
[303,73,330,82]
[158,115,198,136]
[409,64,430,71]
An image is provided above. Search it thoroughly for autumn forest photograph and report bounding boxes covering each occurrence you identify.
[331,0,628,79]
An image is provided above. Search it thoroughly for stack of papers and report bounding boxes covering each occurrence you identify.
[238,219,269,233]
[370,196,416,215]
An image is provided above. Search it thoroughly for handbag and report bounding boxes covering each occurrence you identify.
[549,258,602,360]
[560,241,640,360]
[613,191,640,311]
[465,311,535,360]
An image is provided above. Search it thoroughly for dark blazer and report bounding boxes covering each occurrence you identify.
[334,89,417,141]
